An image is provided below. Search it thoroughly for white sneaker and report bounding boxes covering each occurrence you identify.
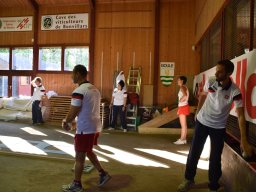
[123,129,127,132]
[174,139,187,145]
[108,128,114,131]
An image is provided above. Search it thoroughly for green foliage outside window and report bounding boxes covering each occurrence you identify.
[64,47,89,71]
[39,47,61,71]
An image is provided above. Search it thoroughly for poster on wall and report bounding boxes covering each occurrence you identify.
[193,50,256,124]
[0,16,33,32]
[41,13,88,30]
[160,62,175,86]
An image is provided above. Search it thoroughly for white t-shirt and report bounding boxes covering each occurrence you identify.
[71,82,102,134]
[32,85,45,101]
[197,78,243,129]
[112,88,127,106]
[178,86,189,107]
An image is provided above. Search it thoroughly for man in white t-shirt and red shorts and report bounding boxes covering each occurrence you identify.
[177,59,254,192]
[62,65,111,192]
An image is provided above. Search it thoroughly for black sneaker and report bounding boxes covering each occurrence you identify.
[98,172,111,187]
[177,179,195,192]
[62,182,83,192]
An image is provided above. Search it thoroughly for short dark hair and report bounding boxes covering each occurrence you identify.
[35,77,42,83]
[179,76,187,84]
[73,64,87,77]
[217,59,234,74]
[118,80,125,90]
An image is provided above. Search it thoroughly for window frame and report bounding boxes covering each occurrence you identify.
[37,45,90,73]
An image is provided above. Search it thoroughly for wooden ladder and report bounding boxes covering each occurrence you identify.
[126,66,141,94]
[126,67,141,131]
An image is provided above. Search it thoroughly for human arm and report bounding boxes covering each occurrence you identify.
[122,95,127,111]
[62,91,82,131]
[39,86,46,107]
[194,91,207,120]
[109,96,114,108]
[236,107,254,158]
[62,105,81,131]
[30,80,36,87]
[179,86,188,102]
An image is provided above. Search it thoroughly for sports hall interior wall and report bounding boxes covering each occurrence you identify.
[0,0,227,107]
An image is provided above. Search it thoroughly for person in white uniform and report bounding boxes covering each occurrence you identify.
[31,77,45,125]
[109,80,128,132]
[62,65,111,192]
[177,59,254,192]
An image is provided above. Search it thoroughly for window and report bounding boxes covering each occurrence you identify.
[64,47,89,71]
[12,48,33,70]
[209,18,222,68]
[0,48,10,70]
[0,76,8,97]
[223,0,250,59]
[200,18,221,72]
[39,47,61,71]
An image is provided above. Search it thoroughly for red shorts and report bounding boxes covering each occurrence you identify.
[177,105,190,116]
[74,132,100,153]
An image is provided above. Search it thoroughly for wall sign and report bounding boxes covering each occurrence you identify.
[160,62,175,86]
[41,13,88,30]
[0,16,33,32]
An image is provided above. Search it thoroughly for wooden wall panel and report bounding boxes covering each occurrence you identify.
[94,28,154,102]
[96,12,112,28]
[157,1,197,106]
[0,8,34,19]
[0,1,218,109]
[93,29,112,98]
[0,8,34,46]
[195,0,206,22]
[37,73,76,96]
[38,5,90,45]
[94,2,155,102]
[97,11,153,28]
[96,2,154,12]
[112,11,152,28]
[94,0,198,107]
[195,0,227,43]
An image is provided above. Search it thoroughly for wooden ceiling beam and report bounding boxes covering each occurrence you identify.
[89,0,96,83]
[28,0,39,78]
[28,0,39,10]
[89,0,95,9]
[153,0,160,105]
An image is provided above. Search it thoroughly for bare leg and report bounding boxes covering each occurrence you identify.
[87,151,105,173]
[179,114,188,140]
[74,152,86,181]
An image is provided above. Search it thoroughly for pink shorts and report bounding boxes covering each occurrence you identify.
[74,132,100,153]
[177,105,190,116]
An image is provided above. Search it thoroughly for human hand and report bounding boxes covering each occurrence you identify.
[240,141,254,159]
[194,113,197,122]
[62,119,71,131]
